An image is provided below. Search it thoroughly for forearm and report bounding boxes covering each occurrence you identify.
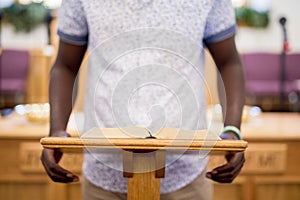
[218,60,245,129]
[49,64,77,135]
[206,36,245,129]
[48,41,87,136]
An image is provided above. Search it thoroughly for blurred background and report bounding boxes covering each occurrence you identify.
[0,0,299,200]
[1,0,300,112]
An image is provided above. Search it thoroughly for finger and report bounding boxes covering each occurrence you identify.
[42,157,79,183]
[213,152,244,174]
[207,154,245,183]
[48,161,78,179]
[41,149,79,182]
[213,163,233,173]
[210,159,244,181]
[47,172,76,183]
[206,152,244,178]
[210,170,240,183]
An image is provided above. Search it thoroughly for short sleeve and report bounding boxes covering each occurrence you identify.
[57,0,88,45]
[203,0,236,44]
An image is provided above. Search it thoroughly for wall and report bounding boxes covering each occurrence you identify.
[1,23,48,50]
[2,0,300,53]
[236,0,300,53]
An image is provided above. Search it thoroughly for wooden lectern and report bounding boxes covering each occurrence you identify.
[41,129,247,200]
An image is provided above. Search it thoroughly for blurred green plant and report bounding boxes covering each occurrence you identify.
[235,6,269,28]
[2,2,49,32]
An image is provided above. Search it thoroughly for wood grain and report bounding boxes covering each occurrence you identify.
[40,137,248,152]
[127,152,160,200]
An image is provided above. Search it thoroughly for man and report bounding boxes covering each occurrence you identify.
[41,0,245,199]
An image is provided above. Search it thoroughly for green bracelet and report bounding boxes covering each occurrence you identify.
[221,125,242,140]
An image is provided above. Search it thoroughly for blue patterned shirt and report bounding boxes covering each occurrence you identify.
[58,0,236,194]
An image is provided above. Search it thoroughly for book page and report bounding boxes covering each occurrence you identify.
[81,127,220,140]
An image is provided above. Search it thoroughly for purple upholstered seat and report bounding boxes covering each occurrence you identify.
[242,52,300,111]
[241,53,282,96]
[0,49,30,93]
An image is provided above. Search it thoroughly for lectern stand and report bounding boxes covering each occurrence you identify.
[41,137,247,200]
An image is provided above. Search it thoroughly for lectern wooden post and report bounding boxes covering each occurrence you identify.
[40,137,247,200]
[123,150,165,200]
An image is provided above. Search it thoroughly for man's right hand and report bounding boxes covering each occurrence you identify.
[40,131,79,183]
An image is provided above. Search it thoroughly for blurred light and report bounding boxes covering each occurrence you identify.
[43,45,55,57]
[0,0,14,8]
[213,104,223,114]
[18,0,62,8]
[19,0,43,4]
[249,106,262,117]
[32,0,44,3]
[44,0,62,9]
[248,0,270,12]
[18,0,32,5]
[14,105,26,115]
[232,0,247,7]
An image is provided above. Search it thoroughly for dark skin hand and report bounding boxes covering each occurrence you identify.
[206,132,245,183]
[40,41,87,183]
[41,131,79,183]
[205,36,246,183]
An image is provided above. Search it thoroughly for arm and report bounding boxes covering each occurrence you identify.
[205,36,246,183]
[41,40,87,183]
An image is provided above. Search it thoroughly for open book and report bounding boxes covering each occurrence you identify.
[81,127,221,140]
